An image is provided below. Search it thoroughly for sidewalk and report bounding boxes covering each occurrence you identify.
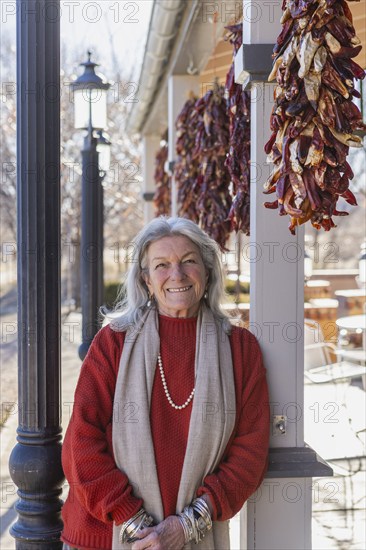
[0,311,365,549]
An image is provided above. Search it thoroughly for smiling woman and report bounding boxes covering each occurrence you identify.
[61,217,270,550]
[142,235,209,318]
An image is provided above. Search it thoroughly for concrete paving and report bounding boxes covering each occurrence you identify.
[0,310,365,549]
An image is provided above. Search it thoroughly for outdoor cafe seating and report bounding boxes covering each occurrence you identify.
[304,319,366,386]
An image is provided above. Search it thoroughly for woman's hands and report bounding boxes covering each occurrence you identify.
[131,515,185,550]
[130,495,213,549]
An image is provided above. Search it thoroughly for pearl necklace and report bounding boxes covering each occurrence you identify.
[157,353,195,410]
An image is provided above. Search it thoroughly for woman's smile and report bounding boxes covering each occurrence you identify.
[166,285,192,293]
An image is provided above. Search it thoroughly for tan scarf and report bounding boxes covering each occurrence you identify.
[111,304,236,549]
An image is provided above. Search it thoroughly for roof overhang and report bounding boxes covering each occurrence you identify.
[127,0,242,136]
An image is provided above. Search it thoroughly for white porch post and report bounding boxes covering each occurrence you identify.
[142,134,161,224]
[247,81,312,550]
[235,2,332,549]
[168,75,200,216]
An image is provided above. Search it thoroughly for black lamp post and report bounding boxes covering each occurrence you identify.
[70,52,111,360]
[9,1,63,547]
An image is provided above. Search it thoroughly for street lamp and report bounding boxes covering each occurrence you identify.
[72,51,109,131]
[70,52,111,360]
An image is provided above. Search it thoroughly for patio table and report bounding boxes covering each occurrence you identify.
[336,314,366,350]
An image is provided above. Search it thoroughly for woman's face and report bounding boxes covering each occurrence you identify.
[142,235,208,318]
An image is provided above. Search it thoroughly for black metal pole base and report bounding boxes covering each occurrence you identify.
[11,516,63,550]
[9,438,64,549]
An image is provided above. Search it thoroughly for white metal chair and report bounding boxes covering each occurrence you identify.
[304,320,366,384]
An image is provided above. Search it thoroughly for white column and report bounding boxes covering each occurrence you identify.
[142,134,161,224]
[248,81,311,550]
[239,2,313,549]
[168,75,200,216]
[250,83,306,449]
[242,1,283,45]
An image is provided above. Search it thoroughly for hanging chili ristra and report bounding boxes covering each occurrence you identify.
[175,83,232,250]
[175,93,200,223]
[153,130,171,216]
[193,81,232,249]
[224,23,251,235]
[265,0,365,234]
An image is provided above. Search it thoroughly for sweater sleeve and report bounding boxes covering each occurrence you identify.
[197,328,270,521]
[62,325,143,525]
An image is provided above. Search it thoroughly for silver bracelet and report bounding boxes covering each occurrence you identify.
[177,513,192,544]
[193,498,212,526]
[177,497,212,544]
[119,508,154,544]
[192,497,212,539]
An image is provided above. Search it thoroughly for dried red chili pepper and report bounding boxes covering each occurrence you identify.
[153,131,171,216]
[266,0,365,234]
[174,94,201,224]
[225,23,251,235]
[194,83,232,249]
[174,82,232,250]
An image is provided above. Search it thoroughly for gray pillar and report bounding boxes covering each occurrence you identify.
[9,1,64,547]
[79,139,101,360]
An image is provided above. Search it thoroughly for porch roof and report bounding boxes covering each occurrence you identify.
[126,0,241,135]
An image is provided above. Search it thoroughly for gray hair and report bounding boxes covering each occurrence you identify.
[109,216,231,333]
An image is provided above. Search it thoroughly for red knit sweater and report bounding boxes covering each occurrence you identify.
[61,315,269,550]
